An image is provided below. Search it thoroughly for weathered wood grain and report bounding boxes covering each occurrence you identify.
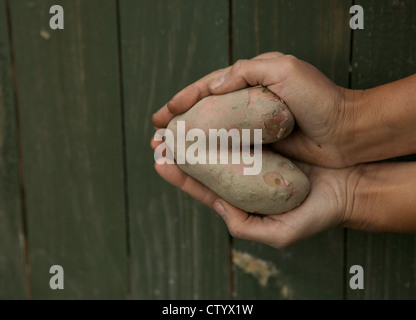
[347,0,416,299]
[120,0,231,299]
[10,0,128,299]
[232,0,352,299]
[2,0,414,301]
[0,0,27,300]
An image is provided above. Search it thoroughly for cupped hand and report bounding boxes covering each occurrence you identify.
[150,137,357,249]
[152,52,357,169]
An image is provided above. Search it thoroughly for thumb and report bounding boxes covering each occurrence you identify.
[212,199,258,241]
[212,199,281,244]
[212,199,301,248]
[208,58,280,94]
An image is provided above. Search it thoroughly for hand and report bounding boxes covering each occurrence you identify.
[152,134,416,247]
[217,161,416,243]
[152,52,356,168]
[151,137,355,248]
[153,52,416,167]
[150,52,416,248]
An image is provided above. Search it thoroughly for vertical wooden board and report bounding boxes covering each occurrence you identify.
[347,0,416,299]
[347,232,416,299]
[351,0,416,88]
[232,0,351,299]
[120,0,231,299]
[10,0,127,299]
[0,0,27,299]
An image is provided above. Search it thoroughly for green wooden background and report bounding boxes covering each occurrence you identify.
[0,0,415,299]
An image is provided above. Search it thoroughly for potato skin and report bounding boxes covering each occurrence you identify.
[179,150,310,214]
[166,87,310,214]
[170,86,295,143]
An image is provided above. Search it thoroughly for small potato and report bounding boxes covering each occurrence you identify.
[165,87,310,215]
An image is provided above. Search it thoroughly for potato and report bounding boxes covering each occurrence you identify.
[170,86,295,143]
[166,86,310,215]
[179,150,310,214]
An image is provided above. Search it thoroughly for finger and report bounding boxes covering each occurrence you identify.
[212,199,298,248]
[209,52,285,93]
[213,199,267,240]
[251,51,284,60]
[208,57,286,94]
[151,103,176,129]
[214,172,335,249]
[151,52,286,128]
[151,135,220,207]
[154,161,220,207]
[150,135,162,150]
[151,68,231,128]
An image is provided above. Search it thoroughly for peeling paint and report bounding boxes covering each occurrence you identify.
[40,29,51,40]
[232,249,278,287]
[281,284,291,299]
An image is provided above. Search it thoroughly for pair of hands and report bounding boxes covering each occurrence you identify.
[151,52,416,248]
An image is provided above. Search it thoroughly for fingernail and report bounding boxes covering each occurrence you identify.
[213,200,226,216]
[210,75,225,89]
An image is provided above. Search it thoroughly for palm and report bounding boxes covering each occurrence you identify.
[152,136,352,248]
[223,162,350,248]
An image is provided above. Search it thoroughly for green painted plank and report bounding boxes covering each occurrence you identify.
[0,0,27,300]
[120,0,231,299]
[232,0,351,299]
[347,0,416,299]
[10,0,127,299]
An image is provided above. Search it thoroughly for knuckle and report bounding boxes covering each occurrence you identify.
[167,97,178,114]
[263,51,283,59]
[272,238,293,249]
[283,54,298,64]
[231,59,248,75]
[281,54,299,72]
[268,220,297,249]
[271,51,283,57]
[215,67,229,74]
[227,222,244,239]
[168,85,196,113]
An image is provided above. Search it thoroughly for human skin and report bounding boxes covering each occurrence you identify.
[153,52,416,168]
[150,145,416,248]
[150,52,416,248]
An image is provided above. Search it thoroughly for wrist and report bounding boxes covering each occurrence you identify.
[343,162,416,233]
[340,86,398,166]
[340,75,416,165]
[336,87,366,166]
[342,163,376,231]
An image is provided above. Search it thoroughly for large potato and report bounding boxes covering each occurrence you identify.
[166,86,310,214]
[170,86,295,143]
